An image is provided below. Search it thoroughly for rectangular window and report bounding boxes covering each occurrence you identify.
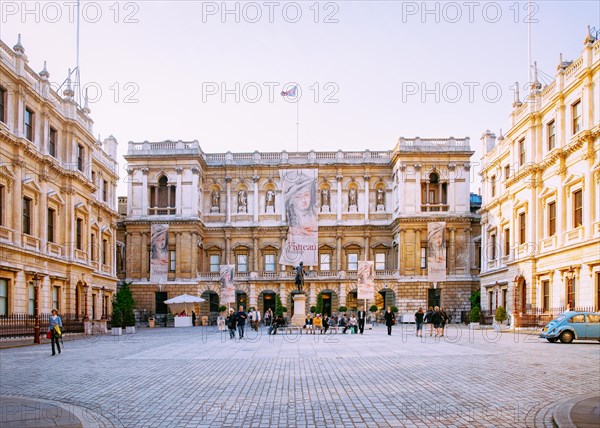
[490,175,496,198]
[542,280,550,312]
[237,254,248,272]
[420,247,427,269]
[519,212,526,244]
[518,138,526,166]
[49,127,57,157]
[504,228,510,257]
[0,86,6,123]
[76,218,83,250]
[169,250,176,272]
[209,254,220,273]
[265,254,276,272]
[23,197,32,235]
[320,253,331,271]
[548,201,556,236]
[25,107,34,141]
[0,279,8,316]
[504,165,510,180]
[490,234,497,260]
[52,286,59,311]
[375,253,386,270]
[90,233,96,261]
[572,100,581,134]
[573,189,582,228]
[347,253,358,271]
[77,144,84,172]
[103,180,108,202]
[0,185,4,226]
[47,208,55,243]
[102,239,108,265]
[28,282,35,315]
[547,120,555,151]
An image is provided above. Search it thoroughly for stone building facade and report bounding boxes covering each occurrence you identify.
[119,137,481,322]
[479,30,600,321]
[0,37,120,320]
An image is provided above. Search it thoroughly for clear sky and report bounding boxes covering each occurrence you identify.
[1,1,598,196]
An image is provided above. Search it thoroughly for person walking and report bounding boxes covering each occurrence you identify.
[226,308,237,339]
[236,306,247,339]
[440,307,450,337]
[432,306,443,337]
[424,306,434,336]
[415,307,425,337]
[48,309,62,356]
[323,315,330,334]
[264,308,273,327]
[384,306,396,336]
[357,308,366,334]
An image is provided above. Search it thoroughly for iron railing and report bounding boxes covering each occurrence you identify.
[0,313,85,340]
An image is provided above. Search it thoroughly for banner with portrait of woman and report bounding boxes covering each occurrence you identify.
[427,222,447,282]
[357,260,375,300]
[150,224,169,283]
[279,169,318,266]
[220,265,236,304]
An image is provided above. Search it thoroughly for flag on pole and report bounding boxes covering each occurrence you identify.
[280,85,297,97]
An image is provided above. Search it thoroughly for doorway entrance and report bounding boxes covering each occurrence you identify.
[427,288,441,308]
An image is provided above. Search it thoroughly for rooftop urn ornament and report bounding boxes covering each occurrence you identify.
[13,34,25,54]
[39,61,50,81]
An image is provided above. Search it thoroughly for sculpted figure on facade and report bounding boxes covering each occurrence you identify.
[238,190,248,212]
[321,188,330,211]
[376,187,385,210]
[266,189,275,210]
[348,188,357,208]
[211,190,220,212]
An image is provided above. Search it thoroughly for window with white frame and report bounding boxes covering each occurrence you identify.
[547,120,555,151]
[420,247,427,269]
[548,201,556,236]
[49,127,57,158]
[572,100,581,134]
[264,253,276,272]
[169,250,176,272]
[28,282,34,315]
[320,253,331,271]
[573,189,582,228]
[237,253,248,272]
[52,286,60,311]
[375,253,386,270]
[0,279,7,316]
[347,253,358,271]
[209,254,221,273]
[25,107,34,141]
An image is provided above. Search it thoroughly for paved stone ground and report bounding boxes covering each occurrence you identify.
[1,324,598,427]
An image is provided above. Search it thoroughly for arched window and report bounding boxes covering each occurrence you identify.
[149,175,176,215]
[421,171,447,212]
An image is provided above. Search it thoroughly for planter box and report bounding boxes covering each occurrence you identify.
[112,327,122,336]
[469,323,480,330]
[125,326,136,334]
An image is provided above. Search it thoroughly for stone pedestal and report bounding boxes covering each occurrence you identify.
[291,293,307,327]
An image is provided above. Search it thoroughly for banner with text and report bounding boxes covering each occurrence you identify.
[220,265,236,304]
[427,222,447,283]
[150,224,169,283]
[357,260,375,300]
[279,169,318,266]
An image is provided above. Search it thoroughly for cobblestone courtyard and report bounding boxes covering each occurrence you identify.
[1,325,599,427]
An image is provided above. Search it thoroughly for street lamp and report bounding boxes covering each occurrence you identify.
[566,266,575,310]
[101,286,106,319]
[82,275,89,321]
[33,273,40,344]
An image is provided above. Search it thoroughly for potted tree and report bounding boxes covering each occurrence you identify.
[111,299,123,335]
[494,306,508,330]
[113,281,136,334]
[369,305,378,328]
[338,306,348,314]
[310,306,317,314]
[469,306,481,330]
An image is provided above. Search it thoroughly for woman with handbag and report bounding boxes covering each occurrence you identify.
[384,306,395,336]
[48,309,63,356]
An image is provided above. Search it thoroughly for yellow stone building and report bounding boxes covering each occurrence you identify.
[0,37,120,321]
[119,137,481,323]
[479,30,600,323]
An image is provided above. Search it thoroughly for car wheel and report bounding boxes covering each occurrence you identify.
[559,331,574,344]
[546,338,557,343]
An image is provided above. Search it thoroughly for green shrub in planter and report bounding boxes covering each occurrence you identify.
[495,306,508,323]
[391,306,398,313]
[338,306,348,313]
[218,305,227,313]
[310,306,316,314]
[469,306,481,323]
[369,305,378,313]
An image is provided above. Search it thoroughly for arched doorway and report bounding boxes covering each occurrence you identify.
[317,289,338,316]
[201,290,220,315]
[375,288,396,310]
[346,289,358,312]
[520,279,527,314]
[236,290,248,311]
[260,290,277,315]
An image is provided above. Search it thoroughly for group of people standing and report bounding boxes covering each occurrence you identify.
[415,306,451,337]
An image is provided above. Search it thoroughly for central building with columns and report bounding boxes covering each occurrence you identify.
[118,138,481,322]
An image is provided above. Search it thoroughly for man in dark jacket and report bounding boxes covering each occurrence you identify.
[357,309,367,334]
[226,308,237,339]
[236,306,248,339]
[384,307,396,336]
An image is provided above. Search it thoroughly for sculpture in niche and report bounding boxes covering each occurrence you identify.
[348,188,357,207]
[266,189,275,206]
[321,188,330,211]
[211,190,220,212]
[238,190,247,212]
[376,187,385,210]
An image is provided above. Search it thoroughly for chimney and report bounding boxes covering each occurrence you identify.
[481,129,497,153]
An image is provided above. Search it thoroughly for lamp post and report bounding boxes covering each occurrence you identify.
[101,286,106,319]
[566,266,575,310]
[33,273,40,344]
[512,275,519,328]
[83,275,89,321]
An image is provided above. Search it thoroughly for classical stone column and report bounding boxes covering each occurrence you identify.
[414,164,422,211]
[191,232,198,277]
[141,232,148,278]
[253,175,259,223]
[464,228,472,274]
[12,161,23,246]
[250,283,257,308]
[253,237,258,272]
[339,283,346,307]
[557,167,566,247]
[398,230,405,273]
[449,228,456,274]
[175,232,181,279]
[364,175,370,222]
[397,164,405,213]
[448,164,456,212]
[175,168,183,216]
[336,235,342,272]
[309,282,316,306]
[141,168,149,216]
[415,229,421,274]
[336,174,343,222]
[225,176,232,224]
[191,167,200,216]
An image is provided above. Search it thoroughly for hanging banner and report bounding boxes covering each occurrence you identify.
[279,169,318,266]
[427,222,447,282]
[357,260,375,300]
[220,265,236,304]
[150,224,169,283]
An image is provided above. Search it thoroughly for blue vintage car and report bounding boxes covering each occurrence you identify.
[539,311,600,343]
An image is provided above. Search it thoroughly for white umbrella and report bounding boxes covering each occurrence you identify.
[164,294,205,314]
